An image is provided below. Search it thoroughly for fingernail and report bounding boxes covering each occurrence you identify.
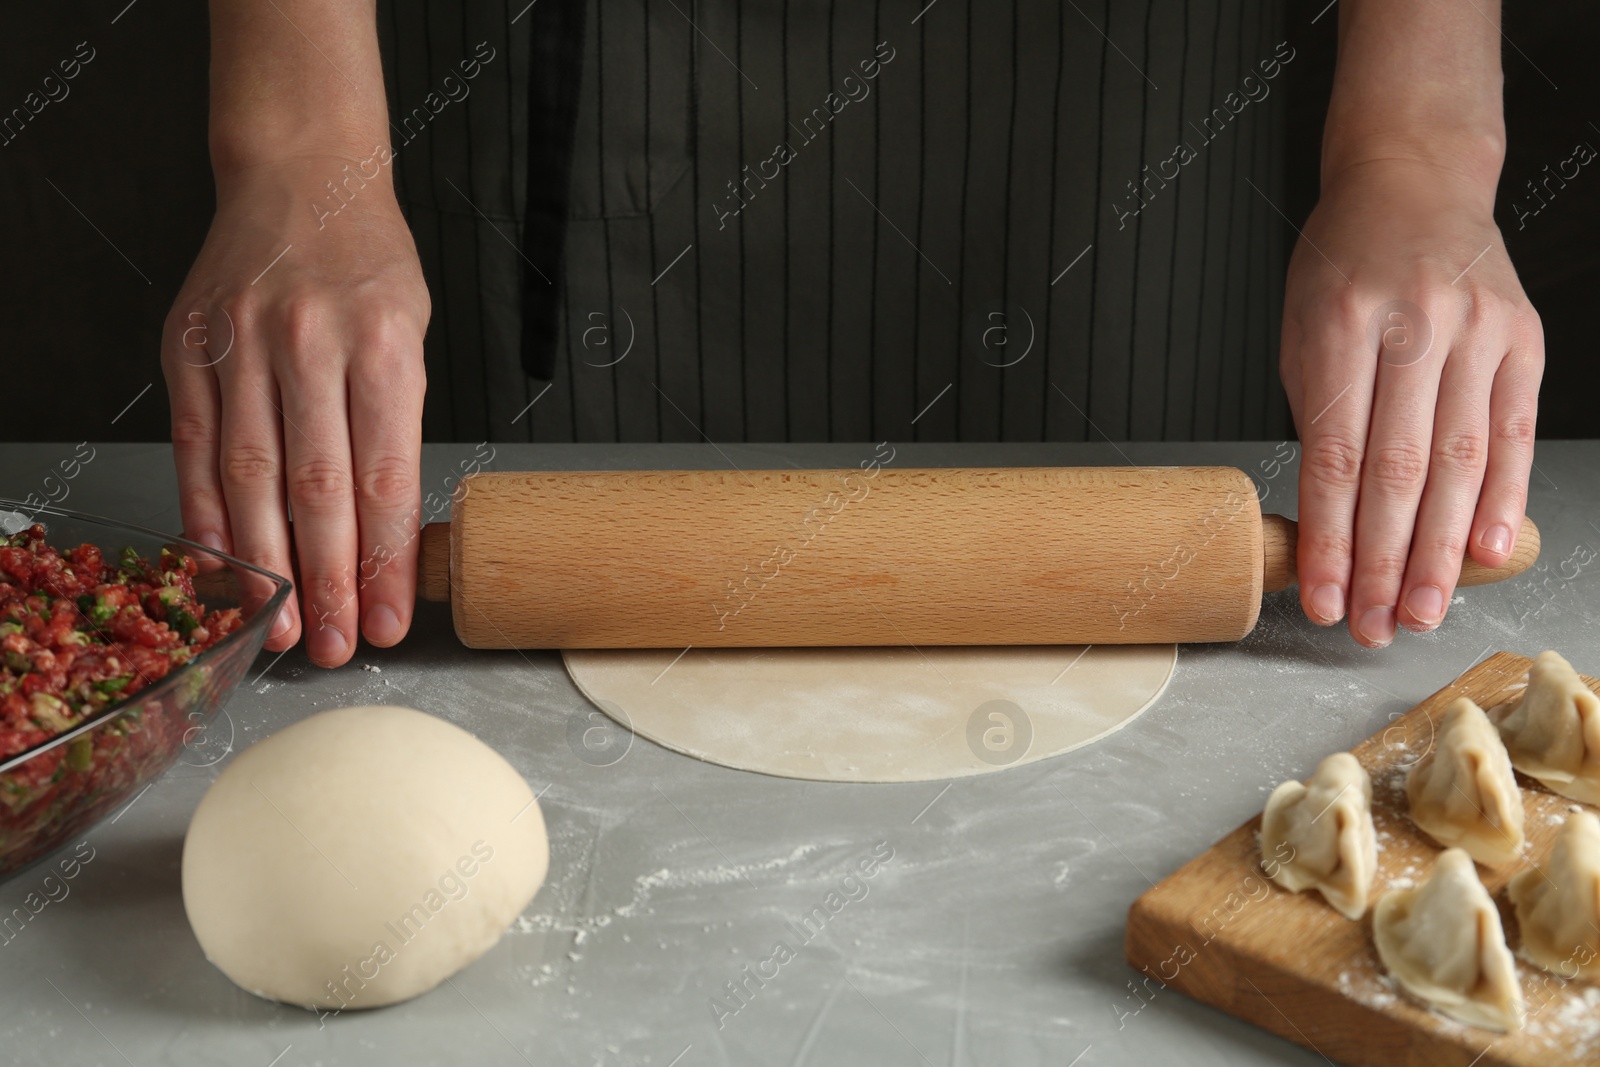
[311,624,348,664]
[1479,523,1512,556]
[269,604,293,640]
[1357,605,1395,647]
[366,603,401,645]
[1405,585,1445,627]
[198,531,225,552]
[1309,584,1345,624]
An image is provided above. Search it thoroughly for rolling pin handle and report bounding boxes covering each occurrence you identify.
[1260,513,1541,594]
[1260,514,1298,594]
[418,522,451,602]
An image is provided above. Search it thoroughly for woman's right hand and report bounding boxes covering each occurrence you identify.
[160,152,430,668]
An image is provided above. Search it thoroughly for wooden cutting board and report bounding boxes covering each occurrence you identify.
[1125,651,1600,1067]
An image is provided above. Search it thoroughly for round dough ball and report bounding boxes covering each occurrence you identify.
[182,705,548,1011]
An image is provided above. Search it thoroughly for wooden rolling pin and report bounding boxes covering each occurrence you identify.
[387,467,1534,648]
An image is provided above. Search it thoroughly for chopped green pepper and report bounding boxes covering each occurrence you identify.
[65,735,93,771]
[171,606,201,638]
[29,693,73,733]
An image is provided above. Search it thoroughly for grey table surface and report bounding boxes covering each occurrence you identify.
[1,439,1596,1067]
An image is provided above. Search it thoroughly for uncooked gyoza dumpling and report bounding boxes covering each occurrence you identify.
[1373,848,1525,1032]
[1260,752,1376,919]
[1491,649,1600,805]
[1407,697,1526,866]
[1507,810,1600,980]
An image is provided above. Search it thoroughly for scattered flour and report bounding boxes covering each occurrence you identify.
[512,842,826,936]
[1555,987,1600,1042]
[1335,966,1398,1011]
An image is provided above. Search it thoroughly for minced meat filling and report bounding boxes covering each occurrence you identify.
[0,524,242,765]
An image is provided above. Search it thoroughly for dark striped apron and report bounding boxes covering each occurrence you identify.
[380,0,1293,444]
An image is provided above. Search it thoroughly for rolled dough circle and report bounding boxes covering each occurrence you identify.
[562,645,1176,782]
[182,705,549,1010]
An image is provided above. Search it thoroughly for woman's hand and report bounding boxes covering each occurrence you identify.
[160,153,429,666]
[1280,157,1543,647]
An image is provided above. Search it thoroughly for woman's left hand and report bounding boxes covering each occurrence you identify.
[1279,156,1544,648]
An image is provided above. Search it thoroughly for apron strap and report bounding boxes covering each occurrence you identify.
[519,0,588,381]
